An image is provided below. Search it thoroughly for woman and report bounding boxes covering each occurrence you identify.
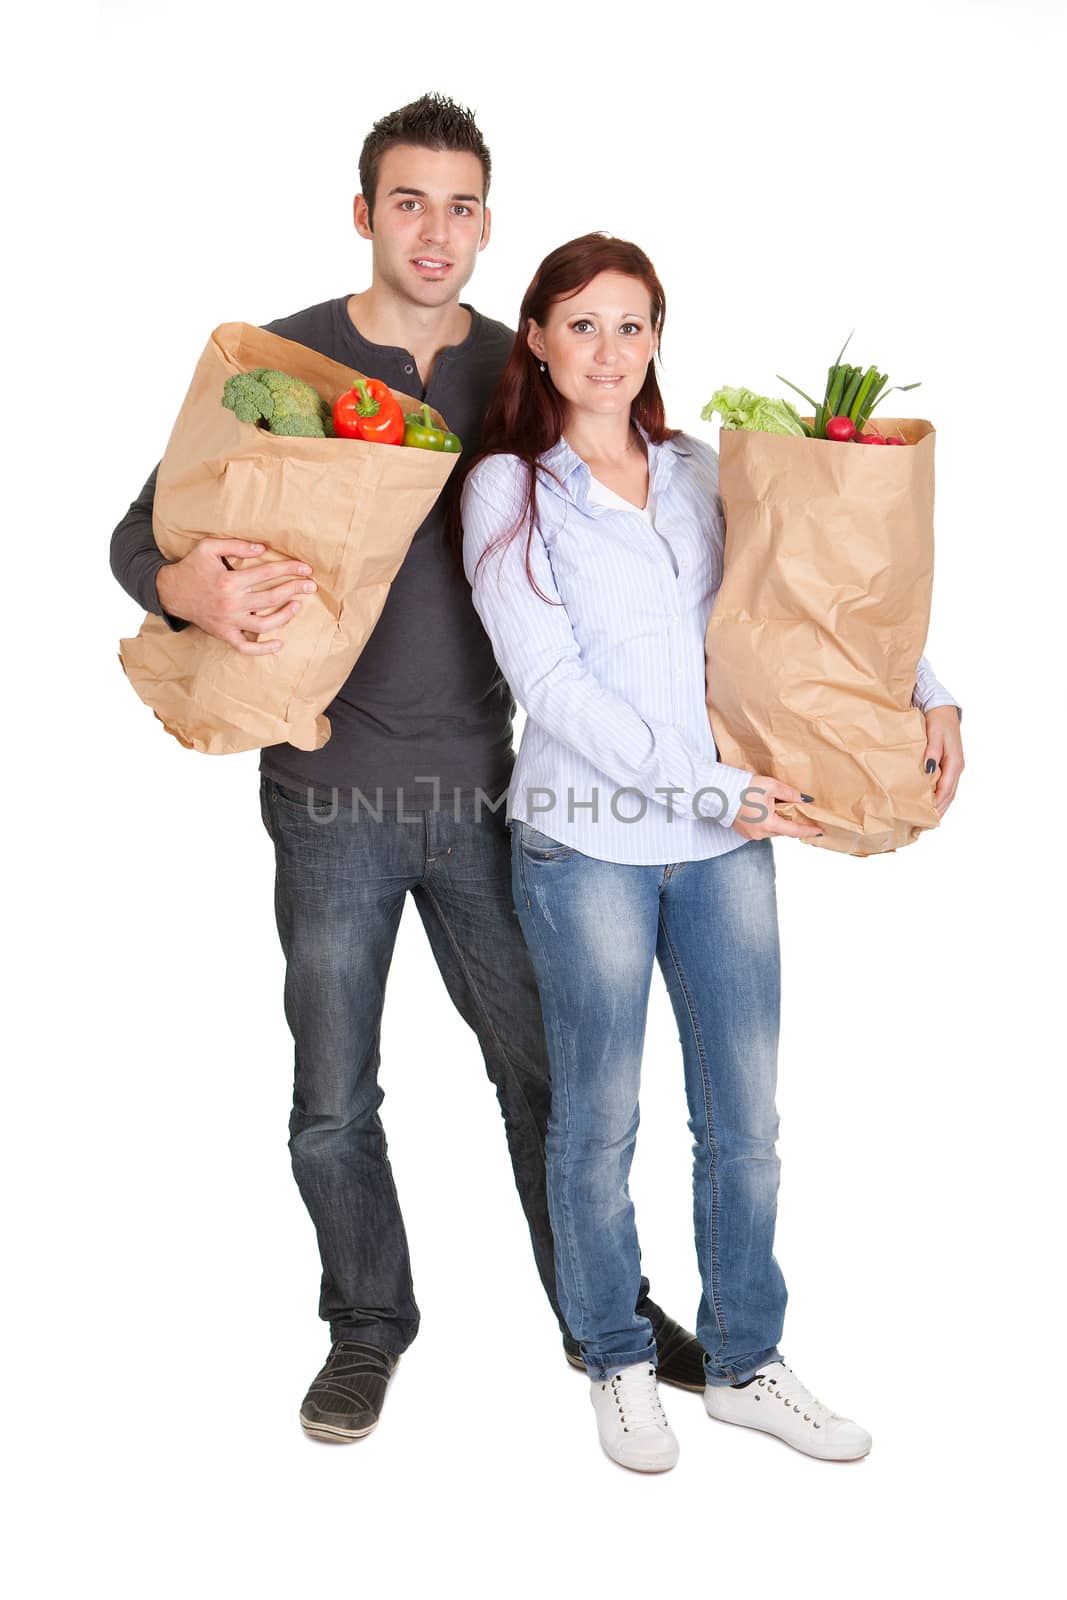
[458,234,964,1473]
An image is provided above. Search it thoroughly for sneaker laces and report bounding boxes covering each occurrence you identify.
[608,1364,669,1432]
[756,1363,840,1426]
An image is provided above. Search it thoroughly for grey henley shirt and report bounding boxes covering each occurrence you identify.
[110,296,518,810]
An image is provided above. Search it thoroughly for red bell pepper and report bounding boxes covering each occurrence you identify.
[333,378,405,445]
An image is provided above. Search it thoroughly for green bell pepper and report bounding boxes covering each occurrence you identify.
[403,403,462,454]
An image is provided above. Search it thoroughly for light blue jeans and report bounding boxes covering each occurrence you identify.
[511,821,787,1385]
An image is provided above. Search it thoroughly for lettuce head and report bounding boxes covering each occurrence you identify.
[702,386,805,436]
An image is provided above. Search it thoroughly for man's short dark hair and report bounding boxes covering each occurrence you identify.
[359,92,491,226]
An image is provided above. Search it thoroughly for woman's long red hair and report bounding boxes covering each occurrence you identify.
[447,232,678,599]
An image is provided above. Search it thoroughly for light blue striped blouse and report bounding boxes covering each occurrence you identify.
[461,427,961,867]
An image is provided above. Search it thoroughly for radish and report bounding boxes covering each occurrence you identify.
[826,416,857,442]
[858,431,887,445]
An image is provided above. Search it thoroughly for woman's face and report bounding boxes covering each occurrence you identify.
[526,271,658,425]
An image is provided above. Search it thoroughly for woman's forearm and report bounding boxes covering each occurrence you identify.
[914,651,962,722]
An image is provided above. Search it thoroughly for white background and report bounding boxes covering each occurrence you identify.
[11,0,1064,1594]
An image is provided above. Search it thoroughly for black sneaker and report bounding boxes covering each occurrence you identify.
[564,1310,708,1393]
[299,1340,399,1442]
[647,1311,708,1392]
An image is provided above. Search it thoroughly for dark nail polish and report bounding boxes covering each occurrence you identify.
[925,759,936,774]
[800,793,814,803]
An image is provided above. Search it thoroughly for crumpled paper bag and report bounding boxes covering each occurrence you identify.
[118,321,458,754]
[705,418,940,856]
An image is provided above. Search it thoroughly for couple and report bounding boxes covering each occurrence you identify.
[110,94,965,1472]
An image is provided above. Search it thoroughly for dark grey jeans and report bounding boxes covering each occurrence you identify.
[259,776,660,1356]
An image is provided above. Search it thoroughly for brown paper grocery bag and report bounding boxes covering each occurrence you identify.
[705,418,940,857]
[118,322,458,754]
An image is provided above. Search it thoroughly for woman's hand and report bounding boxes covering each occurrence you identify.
[730,775,823,842]
[923,706,965,816]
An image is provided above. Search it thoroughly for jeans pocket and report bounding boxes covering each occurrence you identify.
[267,778,340,823]
[519,821,576,862]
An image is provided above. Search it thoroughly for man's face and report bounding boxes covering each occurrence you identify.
[354,144,491,307]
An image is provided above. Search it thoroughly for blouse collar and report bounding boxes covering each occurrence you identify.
[537,424,691,509]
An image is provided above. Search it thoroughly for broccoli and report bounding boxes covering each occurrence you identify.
[222,372,276,425]
[221,367,333,438]
[271,413,331,437]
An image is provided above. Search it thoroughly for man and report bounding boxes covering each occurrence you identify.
[110,93,704,1443]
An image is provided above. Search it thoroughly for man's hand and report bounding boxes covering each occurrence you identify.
[923,705,965,816]
[155,539,316,656]
[730,774,823,842]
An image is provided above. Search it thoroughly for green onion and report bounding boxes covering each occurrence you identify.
[848,366,880,426]
[856,378,922,432]
[776,373,821,412]
[855,373,887,433]
[826,364,848,416]
[778,337,920,440]
[840,367,865,418]
[830,330,855,372]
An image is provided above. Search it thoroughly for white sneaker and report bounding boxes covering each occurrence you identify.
[703,1360,872,1461]
[590,1362,680,1473]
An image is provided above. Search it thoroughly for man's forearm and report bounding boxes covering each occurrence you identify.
[109,463,189,632]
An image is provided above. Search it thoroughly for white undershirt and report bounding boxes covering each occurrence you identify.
[585,473,679,576]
